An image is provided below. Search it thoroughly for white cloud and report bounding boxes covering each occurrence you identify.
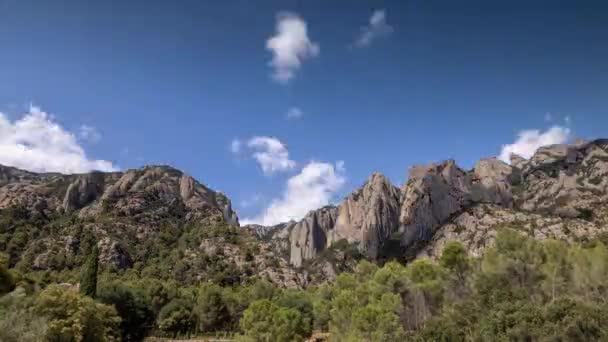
[242,161,346,225]
[0,107,117,174]
[356,9,393,47]
[230,138,242,154]
[286,107,303,120]
[247,136,296,175]
[498,126,571,163]
[266,12,319,83]
[79,124,101,143]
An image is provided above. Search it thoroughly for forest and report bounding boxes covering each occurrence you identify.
[2,227,608,341]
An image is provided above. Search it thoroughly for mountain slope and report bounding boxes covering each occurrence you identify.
[0,165,307,288]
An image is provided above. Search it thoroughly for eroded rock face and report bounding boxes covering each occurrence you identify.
[399,160,473,252]
[0,164,241,273]
[471,158,514,206]
[289,206,338,267]
[517,139,608,218]
[286,139,608,266]
[332,173,401,259]
[288,173,403,266]
[62,173,105,212]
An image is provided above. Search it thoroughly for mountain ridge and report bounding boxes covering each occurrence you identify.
[0,139,606,288]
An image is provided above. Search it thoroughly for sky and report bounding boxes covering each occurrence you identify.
[0,0,607,225]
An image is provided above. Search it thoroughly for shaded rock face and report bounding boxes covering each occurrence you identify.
[471,158,515,206]
[399,161,473,252]
[62,172,106,212]
[288,173,401,265]
[290,206,338,267]
[333,173,402,259]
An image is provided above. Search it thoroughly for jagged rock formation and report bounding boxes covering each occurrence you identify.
[333,173,401,259]
[286,139,608,267]
[0,165,253,276]
[0,164,239,225]
[288,173,401,266]
[289,206,338,267]
[517,140,608,218]
[399,160,474,253]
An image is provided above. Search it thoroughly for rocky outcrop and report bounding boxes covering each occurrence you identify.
[417,203,608,260]
[332,173,401,259]
[289,206,338,267]
[98,237,133,270]
[62,172,105,212]
[288,173,402,266]
[517,139,608,218]
[399,160,473,252]
[285,139,608,267]
[471,158,515,206]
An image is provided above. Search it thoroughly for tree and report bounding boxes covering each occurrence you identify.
[98,283,154,341]
[157,299,195,337]
[0,253,15,296]
[240,299,308,342]
[35,285,121,342]
[195,283,229,333]
[440,241,470,278]
[80,244,99,298]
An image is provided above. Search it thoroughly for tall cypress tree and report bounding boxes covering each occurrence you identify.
[80,243,99,298]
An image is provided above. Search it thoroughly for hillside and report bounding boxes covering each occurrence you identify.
[0,164,305,288]
[1,139,607,288]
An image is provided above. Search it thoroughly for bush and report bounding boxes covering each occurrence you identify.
[35,285,121,342]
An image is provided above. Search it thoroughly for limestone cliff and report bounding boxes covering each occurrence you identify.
[286,139,608,267]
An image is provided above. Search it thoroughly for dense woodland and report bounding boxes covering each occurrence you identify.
[2,221,608,341]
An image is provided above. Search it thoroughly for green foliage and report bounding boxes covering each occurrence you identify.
[240,299,308,342]
[35,285,121,342]
[80,244,99,298]
[156,299,195,337]
[0,287,48,342]
[195,283,230,333]
[98,282,154,341]
[0,253,15,295]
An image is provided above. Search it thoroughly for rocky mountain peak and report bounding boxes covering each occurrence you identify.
[287,139,608,267]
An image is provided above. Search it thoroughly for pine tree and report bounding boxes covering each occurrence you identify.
[80,243,99,298]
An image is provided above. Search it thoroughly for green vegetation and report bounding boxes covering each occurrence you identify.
[80,243,99,298]
[3,225,608,341]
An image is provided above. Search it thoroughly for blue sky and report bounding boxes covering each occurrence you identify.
[0,0,607,224]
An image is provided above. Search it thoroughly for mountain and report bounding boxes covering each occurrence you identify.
[287,139,608,267]
[1,139,607,289]
[0,165,307,288]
